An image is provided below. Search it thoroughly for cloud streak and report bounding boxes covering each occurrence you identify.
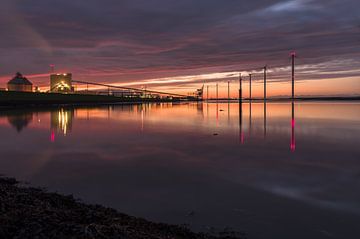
[0,0,359,95]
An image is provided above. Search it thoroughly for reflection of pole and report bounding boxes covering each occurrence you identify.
[291,52,295,100]
[207,101,209,119]
[239,102,244,144]
[216,102,219,125]
[290,101,296,152]
[264,101,267,138]
[228,101,230,124]
[249,74,252,101]
[249,101,252,136]
[50,131,55,142]
[239,73,242,102]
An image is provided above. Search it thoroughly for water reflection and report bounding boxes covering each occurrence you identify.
[264,101,267,138]
[0,102,359,239]
[51,108,74,136]
[236,101,295,150]
[239,102,244,144]
[0,102,298,151]
[7,111,33,132]
[291,101,296,152]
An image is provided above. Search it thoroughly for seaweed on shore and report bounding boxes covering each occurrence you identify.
[0,177,244,239]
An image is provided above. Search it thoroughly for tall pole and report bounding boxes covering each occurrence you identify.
[249,74,252,100]
[216,83,218,100]
[292,53,295,100]
[228,81,230,101]
[264,66,267,101]
[207,85,209,100]
[239,73,242,102]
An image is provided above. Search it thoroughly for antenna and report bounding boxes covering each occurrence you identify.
[49,64,55,73]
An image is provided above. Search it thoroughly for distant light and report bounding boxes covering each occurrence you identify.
[290,51,296,57]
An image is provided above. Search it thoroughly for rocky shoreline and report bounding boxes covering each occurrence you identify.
[0,177,243,239]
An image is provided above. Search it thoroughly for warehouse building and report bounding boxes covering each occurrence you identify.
[7,72,33,92]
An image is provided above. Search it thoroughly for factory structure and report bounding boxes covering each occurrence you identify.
[2,71,202,101]
[50,73,74,93]
[4,72,74,93]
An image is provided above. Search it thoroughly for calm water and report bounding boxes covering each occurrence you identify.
[0,102,360,239]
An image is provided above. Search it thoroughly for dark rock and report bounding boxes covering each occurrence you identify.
[0,176,243,239]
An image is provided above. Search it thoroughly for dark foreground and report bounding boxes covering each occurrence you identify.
[0,177,242,239]
[0,91,184,107]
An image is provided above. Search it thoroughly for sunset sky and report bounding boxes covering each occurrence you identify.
[0,0,359,97]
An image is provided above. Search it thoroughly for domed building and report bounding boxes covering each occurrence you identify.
[7,72,33,92]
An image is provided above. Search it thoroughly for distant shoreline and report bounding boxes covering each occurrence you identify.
[0,91,185,108]
[0,90,359,109]
[0,177,242,239]
[207,96,360,102]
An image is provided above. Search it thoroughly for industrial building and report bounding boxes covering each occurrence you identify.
[50,73,74,93]
[7,73,33,92]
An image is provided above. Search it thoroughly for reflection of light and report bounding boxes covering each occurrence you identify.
[141,108,144,131]
[50,131,55,142]
[58,109,69,135]
[291,119,296,152]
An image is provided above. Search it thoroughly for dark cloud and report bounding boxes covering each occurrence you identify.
[0,0,359,91]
